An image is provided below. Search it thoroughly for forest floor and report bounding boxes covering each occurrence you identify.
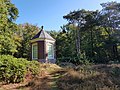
[0,64,120,90]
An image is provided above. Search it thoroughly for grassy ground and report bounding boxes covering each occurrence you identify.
[0,64,120,90]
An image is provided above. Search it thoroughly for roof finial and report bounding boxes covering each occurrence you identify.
[41,26,43,30]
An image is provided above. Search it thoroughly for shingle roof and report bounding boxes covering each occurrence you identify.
[32,29,55,41]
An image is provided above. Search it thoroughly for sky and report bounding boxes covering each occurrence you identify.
[11,0,120,31]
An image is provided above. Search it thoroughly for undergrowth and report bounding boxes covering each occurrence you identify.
[0,55,40,83]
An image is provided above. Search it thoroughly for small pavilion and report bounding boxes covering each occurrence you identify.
[30,26,56,63]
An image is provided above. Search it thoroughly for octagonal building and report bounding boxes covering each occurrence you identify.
[30,27,56,63]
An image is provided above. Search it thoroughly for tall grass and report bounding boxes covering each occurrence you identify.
[57,64,120,90]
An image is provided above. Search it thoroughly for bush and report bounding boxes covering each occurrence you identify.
[0,55,40,83]
[27,60,40,75]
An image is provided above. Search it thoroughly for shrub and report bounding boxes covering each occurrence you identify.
[27,60,40,75]
[0,55,40,83]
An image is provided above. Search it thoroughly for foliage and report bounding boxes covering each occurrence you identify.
[49,1,120,64]
[0,55,26,83]
[14,23,39,59]
[0,0,20,55]
[0,55,40,83]
[27,60,40,75]
[0,0,39,59]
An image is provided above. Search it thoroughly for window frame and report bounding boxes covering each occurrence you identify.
[47,43,54,59]
[32,43,38,60]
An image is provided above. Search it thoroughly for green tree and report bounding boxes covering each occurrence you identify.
[99,1,120,61]
[15,23,39,59]
[62,1,120,63]
[0,0,19,55]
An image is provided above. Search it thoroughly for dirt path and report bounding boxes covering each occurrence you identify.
[0,69,66,90]
[27,69,66,90]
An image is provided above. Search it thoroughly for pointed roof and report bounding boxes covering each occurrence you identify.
[32,28,55,41]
